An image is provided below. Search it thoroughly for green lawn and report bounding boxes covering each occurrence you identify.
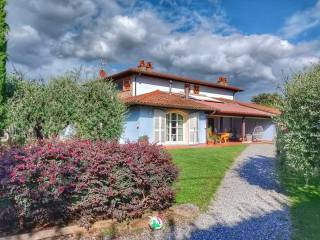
[169,145,247,210]
[280,170,320,240]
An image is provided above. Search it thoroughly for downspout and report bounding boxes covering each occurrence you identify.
[134,74,137,96]
[134,72,143,96]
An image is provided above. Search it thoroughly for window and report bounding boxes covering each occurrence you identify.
[193,85,200,94]
[166,113,184,142]
[123,79,131,91]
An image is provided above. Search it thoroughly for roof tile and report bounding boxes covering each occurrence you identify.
[121,90,278,118]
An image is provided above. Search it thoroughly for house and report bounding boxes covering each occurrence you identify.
[109,60,279,145]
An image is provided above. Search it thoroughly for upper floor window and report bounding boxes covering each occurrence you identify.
[193,85,200,94]
[123,79,131,91]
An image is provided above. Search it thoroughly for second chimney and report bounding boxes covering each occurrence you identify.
[138,60,146,70]
[217,76,228,86]
[145,62,153,71]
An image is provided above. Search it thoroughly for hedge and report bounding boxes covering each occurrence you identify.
[0,140,178,232]
[276,64,320,182]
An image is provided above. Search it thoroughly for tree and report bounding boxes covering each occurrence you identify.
[7,72,126,143]
[0,0,8,131]
[276,64,320,182]
[251,92,282,108]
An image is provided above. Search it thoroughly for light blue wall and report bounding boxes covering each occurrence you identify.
[138,106,154,141]
[121,107,276,143]
[121,106,207,144]
[245,118,276,141]
[262,123,276,141]
[198,111,207,144]
[120,106,140,143]
[120,106,154,143]
[232,118,276,141]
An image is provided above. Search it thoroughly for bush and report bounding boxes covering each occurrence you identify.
[7,72,126,144]
[0,140,178,231]
[276,64,320,182]
[0,146,18,232]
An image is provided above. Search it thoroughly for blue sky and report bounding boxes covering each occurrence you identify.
[6,0,320,100]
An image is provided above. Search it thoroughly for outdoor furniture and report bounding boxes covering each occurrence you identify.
[216,132,230,143]
[246,134,253,142]
[252,126,264,141]
[213,134,222,144]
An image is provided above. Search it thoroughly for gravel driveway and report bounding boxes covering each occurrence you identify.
[117,144,291,240]
[185,143,291,240]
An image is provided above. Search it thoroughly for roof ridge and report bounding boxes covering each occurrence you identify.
[110,68,243,92]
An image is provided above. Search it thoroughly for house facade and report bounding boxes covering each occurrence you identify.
[110,61,279,145]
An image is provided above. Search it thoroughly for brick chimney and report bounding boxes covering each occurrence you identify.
[145,61,153,71]
[217,76,228,86]
[99,69,107,79]
[137,60,146,70]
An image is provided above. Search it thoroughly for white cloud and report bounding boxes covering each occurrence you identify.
[281,0,320,38]
[6,0,320,100]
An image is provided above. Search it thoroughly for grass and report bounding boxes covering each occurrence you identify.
[169,145,247,210]
[279,168,320,240]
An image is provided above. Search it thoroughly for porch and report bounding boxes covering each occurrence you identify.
[206,114,276,144]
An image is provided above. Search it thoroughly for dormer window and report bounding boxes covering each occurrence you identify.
[123,79,131,91]
[193,85,200,94]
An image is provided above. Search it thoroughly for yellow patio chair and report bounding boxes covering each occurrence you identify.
[220,132,230,143]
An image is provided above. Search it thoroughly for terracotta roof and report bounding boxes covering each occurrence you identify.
[110,68,243,92]
[217,98,280,115]
[121,90,276,118]
[199,100,274,118]
[122,90,212,111]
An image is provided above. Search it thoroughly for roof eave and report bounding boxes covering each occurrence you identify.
[124,101,212,111]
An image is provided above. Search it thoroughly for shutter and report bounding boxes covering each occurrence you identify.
[154,109,166,143]
[189,112,199,144]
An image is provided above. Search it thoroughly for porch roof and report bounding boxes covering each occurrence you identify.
[120,90,277,118]
[217,98,280,115]
[121,90,212,111]
[201,101,274,118]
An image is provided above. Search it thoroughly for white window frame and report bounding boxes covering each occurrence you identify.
[166,112,184,144]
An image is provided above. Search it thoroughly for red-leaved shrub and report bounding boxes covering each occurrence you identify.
[0,140,178,231]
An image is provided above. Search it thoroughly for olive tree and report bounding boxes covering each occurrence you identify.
[7,72,126,143]
[251,92,283,108]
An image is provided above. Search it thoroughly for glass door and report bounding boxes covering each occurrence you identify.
[166,113,184,143]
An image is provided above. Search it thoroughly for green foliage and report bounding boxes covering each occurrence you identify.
[7,72,126,143]
[0,0,8,131]
[251,92,282,108]
[279,166,320,240]
[276,64,320,181]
